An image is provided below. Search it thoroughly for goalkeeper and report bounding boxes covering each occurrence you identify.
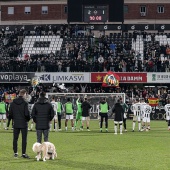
[74,96,83,130]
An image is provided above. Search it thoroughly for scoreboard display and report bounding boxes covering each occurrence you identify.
[83,6,108,22]
[67,0,124,23]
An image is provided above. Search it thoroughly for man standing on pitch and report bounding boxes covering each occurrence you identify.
[74,96,83,131]
[65,98,74,131]
[112,99,124,135]
[9,89,30,158]
[31,92,54,143]
[99,98,109,132]
[81,97,92,131]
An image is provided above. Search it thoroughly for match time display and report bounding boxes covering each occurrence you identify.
[83,5,108,22]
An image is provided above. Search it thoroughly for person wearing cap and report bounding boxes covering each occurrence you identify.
[99,98,110,132]
[81,97,92,131]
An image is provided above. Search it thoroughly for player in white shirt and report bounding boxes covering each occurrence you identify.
[164,103,170,130]
[132,99,142,132]
[141,103,152,131]
[51,96,58,131]
[140,99,147,121]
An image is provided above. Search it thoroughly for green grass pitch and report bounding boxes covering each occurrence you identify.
[1,120,170,170]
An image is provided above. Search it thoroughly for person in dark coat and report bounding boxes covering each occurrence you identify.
[31,92,54,143]
[9,89,30,158]
[81,96,92,131]
[112,99,124,135]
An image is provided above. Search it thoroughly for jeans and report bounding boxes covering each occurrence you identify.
[36,129,49,143]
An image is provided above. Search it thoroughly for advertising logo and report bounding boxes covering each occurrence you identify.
[39,74,51,81]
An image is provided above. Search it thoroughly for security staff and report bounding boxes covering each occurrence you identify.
[99,98,109,132]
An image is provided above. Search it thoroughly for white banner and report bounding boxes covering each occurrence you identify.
[147,73,170,83]
[35,72,90,83]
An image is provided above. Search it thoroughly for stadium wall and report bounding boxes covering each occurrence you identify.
[1,0,170,23]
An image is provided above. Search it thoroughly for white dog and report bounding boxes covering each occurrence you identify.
[32,142,42,161]
[32,142,57,161]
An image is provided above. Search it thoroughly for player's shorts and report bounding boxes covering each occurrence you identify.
[54,115,58,120]
[114,121,123,124]
[76,113,82,120]
[133,115,141,122]
[82,116,90,121]
[0,114,6,120]
[66,114,73,120]
[143,117,150,123]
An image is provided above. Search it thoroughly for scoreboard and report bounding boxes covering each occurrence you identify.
[67,0,124,23]
[83,6,108,22]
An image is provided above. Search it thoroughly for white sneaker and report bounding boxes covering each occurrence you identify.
[120,133,123,135]
[87,129,91,131]
[114,133,117,135]
[58,129,62,131]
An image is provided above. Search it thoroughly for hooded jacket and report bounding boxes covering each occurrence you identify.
[81,100,92,117]
[31,97,54,130]
[9,96,30,128]
[112,102,124,122]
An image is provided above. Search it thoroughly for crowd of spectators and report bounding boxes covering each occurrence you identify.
[0,25,170,72]
[1,84,169,108]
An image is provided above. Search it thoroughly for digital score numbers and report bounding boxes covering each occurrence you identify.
[83,5,108,22]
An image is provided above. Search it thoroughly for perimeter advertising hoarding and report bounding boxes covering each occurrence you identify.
[35,72,90,83]
[91,72,147,83]
[0,73,35,83]
[147,73,170,83]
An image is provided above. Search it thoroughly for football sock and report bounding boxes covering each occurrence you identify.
[133,122,135,130]
[120,125,123,134]
[55,123,57,130]
[3,122,6,129]
[138,123,141,131]
[114,125,117,133]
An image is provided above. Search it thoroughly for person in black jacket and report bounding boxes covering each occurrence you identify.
[112,99,124,135]
[81,97,92,131]
[31,92,54,143]
[9,89,30,158]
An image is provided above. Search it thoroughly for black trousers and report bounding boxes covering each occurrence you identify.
[100,114,108,129]
[58,114,62,129]
[7,117,14,128]
[36,129,49,143]
[123,117,127,129]
[13,128,28,154]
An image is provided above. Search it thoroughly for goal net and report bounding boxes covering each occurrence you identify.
[46,93,125,119]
